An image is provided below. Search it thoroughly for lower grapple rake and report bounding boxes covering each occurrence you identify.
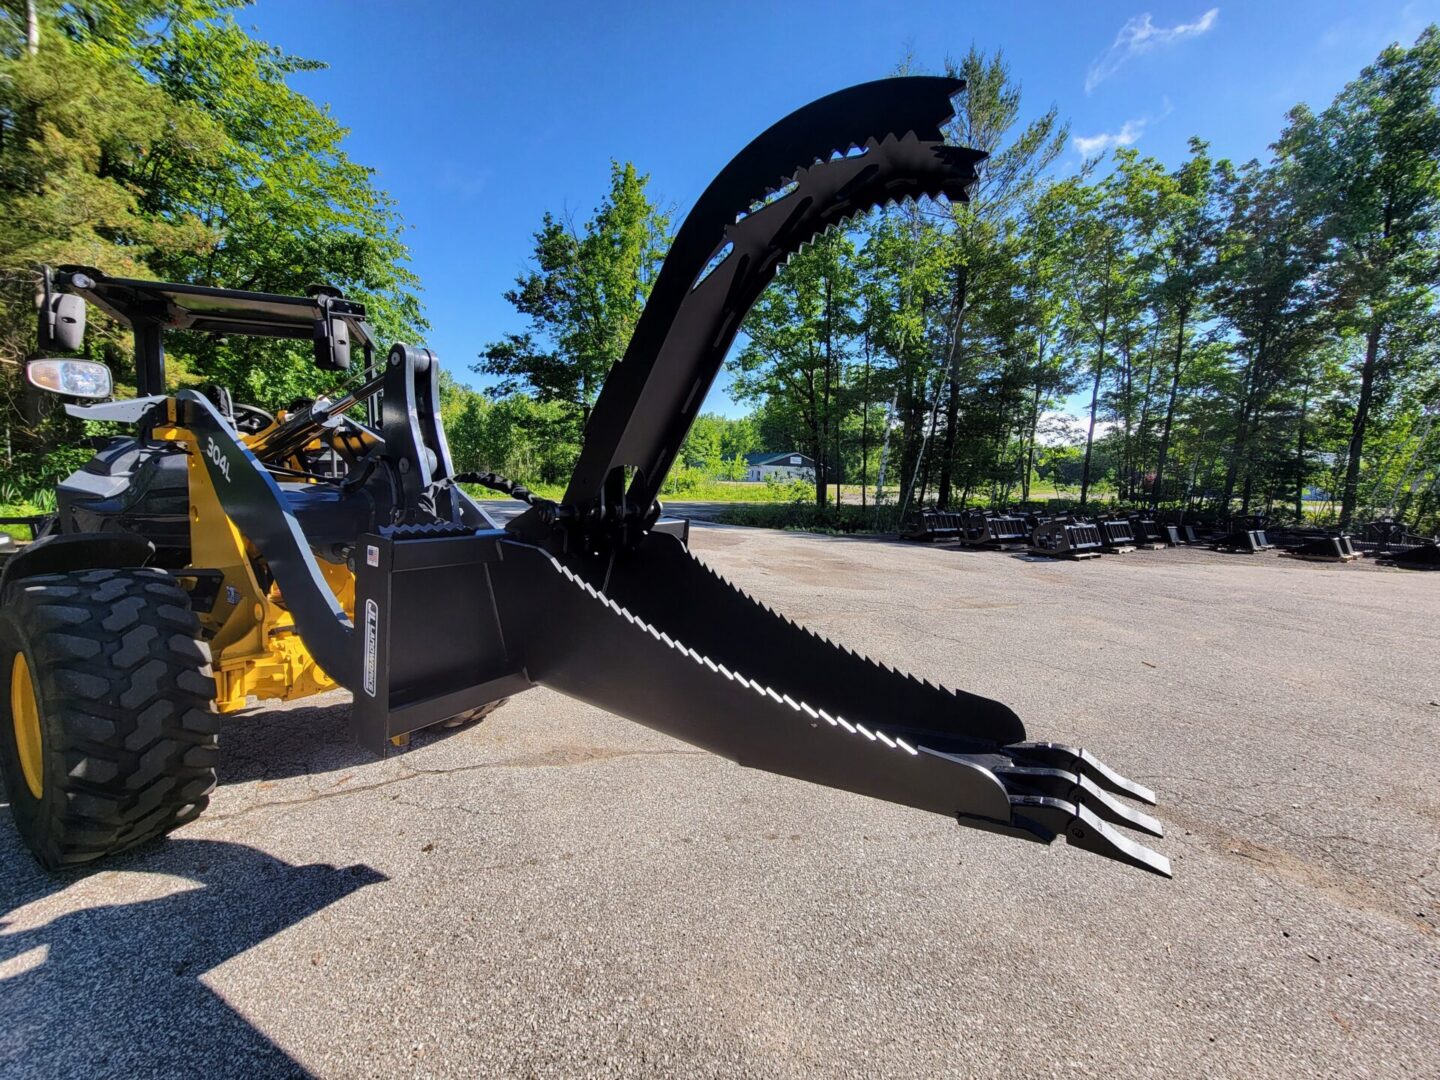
[488,534,1169,877]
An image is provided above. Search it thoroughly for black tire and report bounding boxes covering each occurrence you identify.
[0,568,219,869]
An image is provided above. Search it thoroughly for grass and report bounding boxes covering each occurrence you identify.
[0,501,49,541]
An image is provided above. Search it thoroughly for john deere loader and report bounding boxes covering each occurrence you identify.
[0,78,1169,876]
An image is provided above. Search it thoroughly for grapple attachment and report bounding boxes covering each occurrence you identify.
[352,77,1169,878]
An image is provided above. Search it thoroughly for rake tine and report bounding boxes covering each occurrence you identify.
[1008,798,1173,879]
[1011,741,1158,806]
[992,765,1164,838]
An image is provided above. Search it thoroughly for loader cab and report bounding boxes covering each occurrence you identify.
[39,265,373,402]
[28,266,491,576]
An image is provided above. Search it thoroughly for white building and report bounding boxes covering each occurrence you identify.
[743,451,816,483]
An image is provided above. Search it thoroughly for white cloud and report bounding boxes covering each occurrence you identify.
[1073,118,1148,158]
[1086,8,1219,93]
[1073,98,1173,159]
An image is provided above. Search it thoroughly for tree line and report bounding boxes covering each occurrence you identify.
[1,8,1436,534]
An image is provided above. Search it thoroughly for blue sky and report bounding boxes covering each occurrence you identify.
[245,1,1439,417]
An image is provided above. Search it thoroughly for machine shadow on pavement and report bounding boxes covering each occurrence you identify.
[0,818,385,1079]
[214,695,477,787]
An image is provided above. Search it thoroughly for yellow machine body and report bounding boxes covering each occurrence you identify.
[155,408,353,714]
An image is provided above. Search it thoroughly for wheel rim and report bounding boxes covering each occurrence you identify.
[10,653,43,799]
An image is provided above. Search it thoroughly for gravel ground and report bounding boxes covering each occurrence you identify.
[2,525,1437,1079]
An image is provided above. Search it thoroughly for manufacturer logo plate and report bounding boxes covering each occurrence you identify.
[363,599,379,698]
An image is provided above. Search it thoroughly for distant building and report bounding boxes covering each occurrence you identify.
[743,451,816,483]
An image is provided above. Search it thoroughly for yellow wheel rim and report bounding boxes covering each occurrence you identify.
[10,653,43,799]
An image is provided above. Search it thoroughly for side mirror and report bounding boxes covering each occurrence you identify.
[313,316,351,372]
[38,292,86,352]
[26,358,113,399]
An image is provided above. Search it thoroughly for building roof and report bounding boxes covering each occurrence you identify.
[743,451,814,466]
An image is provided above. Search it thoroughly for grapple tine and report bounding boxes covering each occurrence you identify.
[1076,775,1165,838]
[991,764,1164,838]
[1010,741,1158,806]
[1009,798,1173,879]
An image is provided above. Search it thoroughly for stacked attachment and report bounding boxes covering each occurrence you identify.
[1128,518,1166,547]
[1213,529,1272,554]
[1029,518,1104,559]
[960,510,1031,548]
[1379,541,1440,570]
[1097,519,1137,553]
[1280,535,1358,562]
[903,510,965,542]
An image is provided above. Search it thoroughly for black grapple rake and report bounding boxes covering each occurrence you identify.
[473,78,1168,877]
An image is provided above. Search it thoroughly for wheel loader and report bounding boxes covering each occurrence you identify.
[0,78,1169,877]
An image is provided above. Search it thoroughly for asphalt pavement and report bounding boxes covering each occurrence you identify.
[2,525,1437,1078]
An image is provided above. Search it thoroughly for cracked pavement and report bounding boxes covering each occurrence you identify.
[2,524,1437,1078]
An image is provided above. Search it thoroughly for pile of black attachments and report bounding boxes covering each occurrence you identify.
[1353,519,1440,569]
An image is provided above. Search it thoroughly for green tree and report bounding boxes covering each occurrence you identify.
[1049,162,1145,507]
[1139,140,1223,507]
[731,229,862,509]
[1210,157,1327,515]
[0,0,424,489]
[1278,26,1440,527]
[933,47,1068,508]
[477,162,670,433]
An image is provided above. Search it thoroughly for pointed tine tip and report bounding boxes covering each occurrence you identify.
[1079,777,1165,838]
[1071,805,1172,879]
[1080,749,1158,805]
